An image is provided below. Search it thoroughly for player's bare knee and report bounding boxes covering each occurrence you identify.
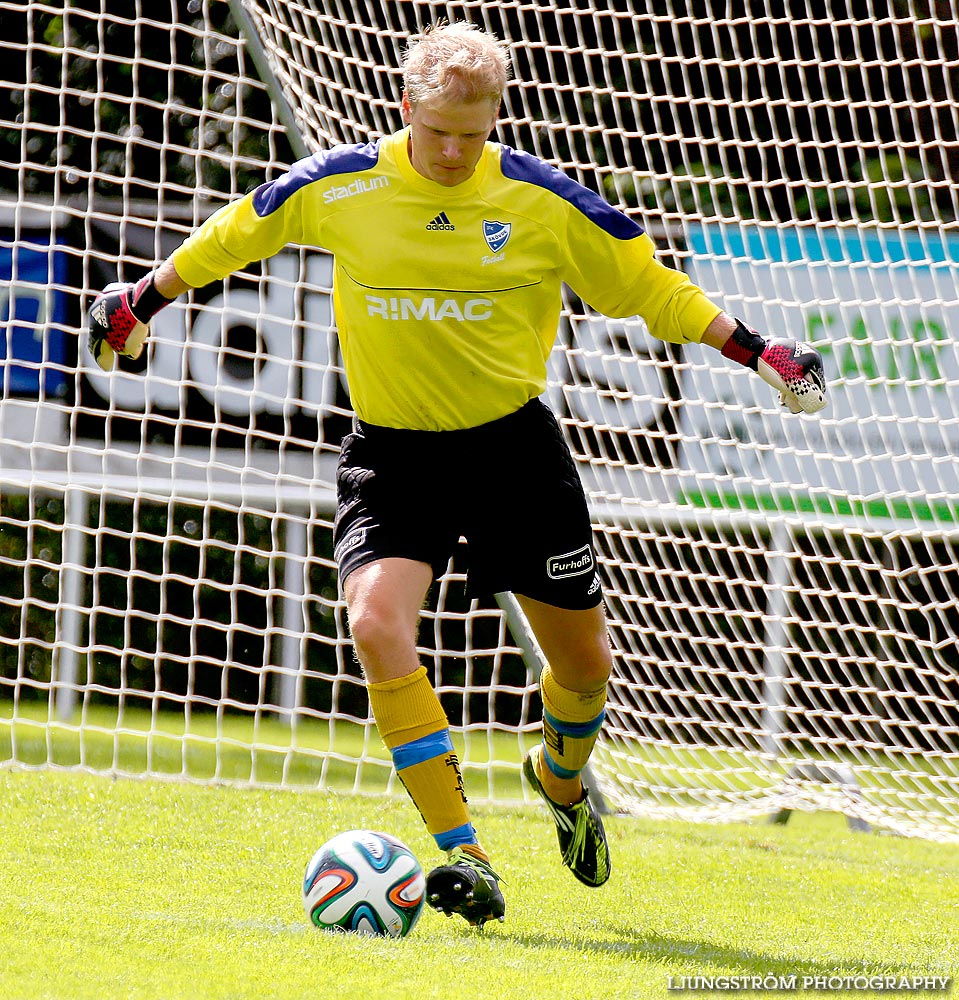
[346,597,417,667]
[549,637,612,691]
[348,603,399,654]
[575,648,613,690]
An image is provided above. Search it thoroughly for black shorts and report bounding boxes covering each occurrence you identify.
[332,398,602,610]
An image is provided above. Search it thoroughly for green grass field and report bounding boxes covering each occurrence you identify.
[2,764,957,1000]
[0,704,533,802]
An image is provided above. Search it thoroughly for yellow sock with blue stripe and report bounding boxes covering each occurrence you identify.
[538,664,607,780]
[367,666,482,856]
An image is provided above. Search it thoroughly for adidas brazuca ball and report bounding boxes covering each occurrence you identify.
[302,830,426,937]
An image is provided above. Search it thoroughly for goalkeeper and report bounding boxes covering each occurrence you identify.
[88,22,827,927]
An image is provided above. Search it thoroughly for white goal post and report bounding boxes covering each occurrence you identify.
[2,1,959,841]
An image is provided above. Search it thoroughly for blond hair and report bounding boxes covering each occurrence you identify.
[403,22,511,107]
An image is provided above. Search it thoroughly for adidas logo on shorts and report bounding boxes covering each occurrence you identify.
[426,211,455,231]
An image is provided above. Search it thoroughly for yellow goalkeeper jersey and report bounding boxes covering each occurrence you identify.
[172,128,721,430]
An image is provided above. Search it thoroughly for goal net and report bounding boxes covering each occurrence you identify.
[3,0,959,841]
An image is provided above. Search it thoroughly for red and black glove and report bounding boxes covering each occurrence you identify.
[87,272,172,371]
[722,319,827,414]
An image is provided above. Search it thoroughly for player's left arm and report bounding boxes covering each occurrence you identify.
[559,198,827,415]
[702,312,828,415]
[617,249,828,415]
[595,245,827,416]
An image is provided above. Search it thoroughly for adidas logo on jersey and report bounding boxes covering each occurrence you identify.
[426,211,455,231]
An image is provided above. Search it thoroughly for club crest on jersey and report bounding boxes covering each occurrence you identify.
[483,220,511,254]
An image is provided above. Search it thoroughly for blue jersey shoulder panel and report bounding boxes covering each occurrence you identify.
[498,145,643,240]
[252,141,382,217]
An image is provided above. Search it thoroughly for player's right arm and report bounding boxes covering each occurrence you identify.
[86,180,307,370]
[153,259,192,299]
[86,269,178,371]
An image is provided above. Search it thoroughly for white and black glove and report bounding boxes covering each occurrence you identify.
[87,272,172,371]
[722,319,827,414]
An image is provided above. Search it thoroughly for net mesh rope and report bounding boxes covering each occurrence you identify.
[2,0,959,839]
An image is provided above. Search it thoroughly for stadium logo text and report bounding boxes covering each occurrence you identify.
[322,176,389,203]
[365,295,493,321]
[546,545,595,579]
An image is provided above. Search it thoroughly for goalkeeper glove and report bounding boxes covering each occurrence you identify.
[87,272,172,371]
[721,319,827,414]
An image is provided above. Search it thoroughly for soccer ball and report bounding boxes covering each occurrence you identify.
[302,830,426,937]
